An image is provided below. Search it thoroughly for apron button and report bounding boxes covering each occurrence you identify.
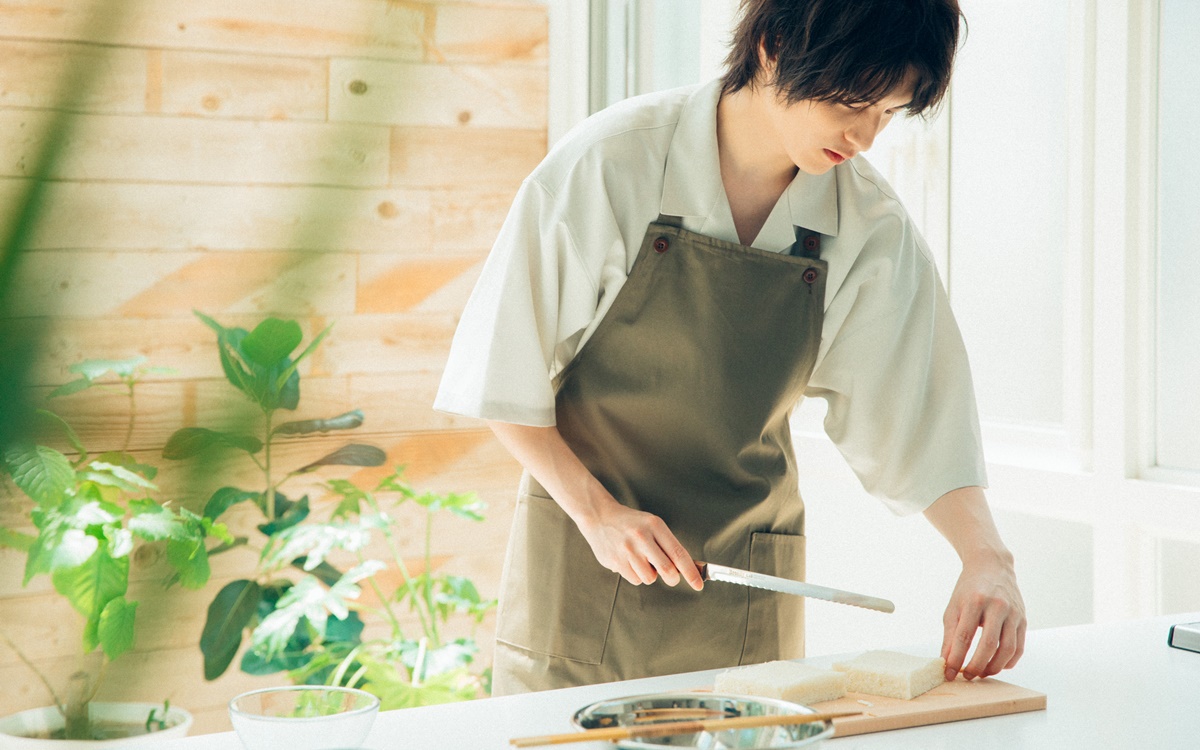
[653,237,669,253]
[804,235,820,252]
[802,268,819,284]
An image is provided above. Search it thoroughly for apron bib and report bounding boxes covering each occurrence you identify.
[492,215,827,694]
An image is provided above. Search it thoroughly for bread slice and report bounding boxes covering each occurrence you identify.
[714,660,847,705]
[831,650,946,700]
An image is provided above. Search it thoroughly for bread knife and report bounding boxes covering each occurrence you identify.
[696,561,895,613]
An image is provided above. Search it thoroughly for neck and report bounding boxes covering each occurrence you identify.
[716,86,796,188]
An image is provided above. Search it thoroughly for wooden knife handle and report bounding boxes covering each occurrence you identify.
[695,561,709,581]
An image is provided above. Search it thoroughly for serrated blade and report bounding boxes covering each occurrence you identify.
[697,561,895,613]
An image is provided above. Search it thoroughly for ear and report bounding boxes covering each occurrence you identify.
[756,40,777,86]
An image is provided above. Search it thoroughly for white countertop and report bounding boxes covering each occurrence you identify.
[168,613,1200,750]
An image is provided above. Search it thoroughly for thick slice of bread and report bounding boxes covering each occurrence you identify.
[832,650,946,700]
[714,660,847,705]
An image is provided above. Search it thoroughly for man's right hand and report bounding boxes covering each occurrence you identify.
[485,419,705,592]
[575,501,705,590]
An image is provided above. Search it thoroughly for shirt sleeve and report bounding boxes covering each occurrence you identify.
[804,216,988,516]
[433,177,600,426]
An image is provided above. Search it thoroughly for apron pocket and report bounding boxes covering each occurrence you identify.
[742,531,806,664]
[495,491,619,665]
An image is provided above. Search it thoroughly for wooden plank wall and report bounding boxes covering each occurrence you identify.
[0,0,544,735]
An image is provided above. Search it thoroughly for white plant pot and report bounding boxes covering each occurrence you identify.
[0,703,193,749]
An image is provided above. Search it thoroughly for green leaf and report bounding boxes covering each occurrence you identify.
[79,460,158,493]
[375,469,415,497]
[44,528,101,572]
[46,377,93,399]
[272,323,333,393]
[3,443,74,507]
[292,559,345,588]
[51,548,128,623]
[360,657,478,710]
[201,579,262,681]
[69,356,147,380]
[262,515,385,571]
[240,641,311,676]
[257,494,310,536]
[93,451,157,481]
[241,318,303,368]
[104,527,134,558]
[128,500,192,542]
[273,410,365,437]
[203,487,260,521]
[326,479,370,519]
[167,537,210,589]
[296,445,387,473]
[202,518,237,547]
[97,597,137,660]
[162,427,263,459]
[323,611,365,644]
[33,410,88,461]
[251,563,382,659]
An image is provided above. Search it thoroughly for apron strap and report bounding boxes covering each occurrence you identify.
[655,214,685,228]
[790,226,823,259]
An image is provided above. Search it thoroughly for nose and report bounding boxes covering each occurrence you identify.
[844,111,887,152]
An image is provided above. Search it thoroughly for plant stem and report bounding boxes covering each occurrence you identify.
[263,408,275,520]
[412,637,427,686]
[0,626,66,717]
[366,495,434,641]
[122,377,136,453]
[83,657,109,705]
[358,551,405,640]
[424,511,440,646]
[330,644,365,687]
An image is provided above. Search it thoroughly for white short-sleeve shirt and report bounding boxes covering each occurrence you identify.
[434,79,987,515]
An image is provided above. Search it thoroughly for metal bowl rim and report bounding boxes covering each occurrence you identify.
[570,691,835,750]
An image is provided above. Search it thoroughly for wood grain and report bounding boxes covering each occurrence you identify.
[331,60,547,129]
[0,110,391,186]
[0,0,545,731]
[0,180,514,253]
[391,126,545,187]
[158,49,329,121]
[817,678,1047,737]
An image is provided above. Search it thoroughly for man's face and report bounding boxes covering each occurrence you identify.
[761,83,916,175]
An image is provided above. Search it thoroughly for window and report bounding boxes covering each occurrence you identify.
[1157,0,1200,473]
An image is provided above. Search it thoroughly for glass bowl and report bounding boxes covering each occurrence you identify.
[572,692,834,749]
[228,686,380,750]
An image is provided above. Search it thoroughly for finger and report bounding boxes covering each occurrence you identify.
[657,532,703,591]
[964,603,1007,679]
[981,616,1019,677]
[615,562,643,586]
[642,541,681,586]
[627,553,658,585]
[1005,618,1027,669]
[943,603,982,682]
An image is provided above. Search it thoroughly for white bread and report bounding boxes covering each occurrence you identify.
[714,660,847,705]
[832,650,946,700]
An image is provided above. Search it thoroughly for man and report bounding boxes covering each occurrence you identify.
[435,0,1025,695]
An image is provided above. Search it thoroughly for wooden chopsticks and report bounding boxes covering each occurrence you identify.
[509,710,860,747]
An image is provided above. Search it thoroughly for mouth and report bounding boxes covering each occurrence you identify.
[824,148,848,164]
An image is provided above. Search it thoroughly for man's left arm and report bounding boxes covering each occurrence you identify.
[923,486,1027,682]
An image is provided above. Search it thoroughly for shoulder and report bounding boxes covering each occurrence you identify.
[529,85,696,196]
[837,156,934,266]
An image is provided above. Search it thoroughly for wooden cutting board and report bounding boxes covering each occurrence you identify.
[810,676,1046,737]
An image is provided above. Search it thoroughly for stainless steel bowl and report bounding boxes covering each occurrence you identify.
[571,692,834,749]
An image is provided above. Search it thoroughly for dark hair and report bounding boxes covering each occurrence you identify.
[721,0,963,117]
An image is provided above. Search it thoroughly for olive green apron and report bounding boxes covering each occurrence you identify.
[492,215,827,695]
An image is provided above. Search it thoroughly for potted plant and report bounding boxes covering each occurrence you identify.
[164,313,496,708]
[0,358,221,745]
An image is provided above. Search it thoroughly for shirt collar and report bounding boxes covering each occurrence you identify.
[659,79,841,243]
